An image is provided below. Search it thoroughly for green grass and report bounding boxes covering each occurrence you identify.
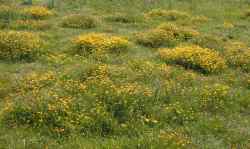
[0,0,250,148]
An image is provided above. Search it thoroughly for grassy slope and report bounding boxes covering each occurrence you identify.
[0,0,250,148]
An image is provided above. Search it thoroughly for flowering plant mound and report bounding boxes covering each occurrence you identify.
[159,45,227,73]
[0,31,43,61]
[10,20,52,30]
[61,14,97,29]
[157,23,200,41]
[21,6,54,19]
[72,33,129,54]
[224,42,250,72]
[135,29,176,48]
[145,9,190,21]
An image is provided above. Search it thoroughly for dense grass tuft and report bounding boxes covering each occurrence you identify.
[61,14,97,29]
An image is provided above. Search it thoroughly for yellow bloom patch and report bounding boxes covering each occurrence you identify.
[21,6,54,19]
[159,45,227,73]
[72,33,129,54]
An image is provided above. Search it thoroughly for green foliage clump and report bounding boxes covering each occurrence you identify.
[145,9,190,21]
[105,13,141,23]
[157,23,200,41]
[243,9,250,18]
[160,102,197,125]
[193,34,224,50]
[0,5,18,20]
[10,20,52,30]
[0,31,43,61]
[61,14,97,29]
[135,28,176,48]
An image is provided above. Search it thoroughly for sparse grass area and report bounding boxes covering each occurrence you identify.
[0,0,250,148]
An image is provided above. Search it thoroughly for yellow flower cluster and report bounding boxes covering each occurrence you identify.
[224,41,250,72]
[223,21,234,29]
[0,31,43,61]
[135,28,176,48]
[200,83,230,112]
[10,20,51,30]
[21,6,54,19]
[159,45,227,73]
[61,14,97,29]
[72,33,129,54]
[145,9,190,21]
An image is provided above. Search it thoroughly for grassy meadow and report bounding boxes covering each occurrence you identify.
[0,0,250,148]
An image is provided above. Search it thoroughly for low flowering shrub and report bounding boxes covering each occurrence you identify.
[10,20,52,30]
[0,31,43,61]
[21,6,54,19]
[61,14,97,29]
[72,33,129,54]
[157,23,200,41]
[145,9,190,21]
[135,23,199,48]
[159,45,227,73]
[135,28,176,48]
[224,41,250,72]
